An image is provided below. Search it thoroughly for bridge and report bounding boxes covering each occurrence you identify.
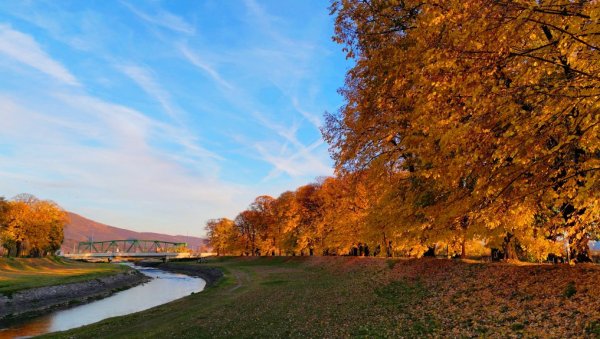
[62,240,192,261]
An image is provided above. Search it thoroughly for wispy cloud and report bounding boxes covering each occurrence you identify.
[178,44,233,90]
[116,64,224,162]
[255,139,331,180]
[122,2,195,35]
[291,97,322,130]
[0,24,79,86]
[0,1,347,234]
[118,64,179,120]
[55,92,222,162]
[0,93,243,232]
[251,111,330,179]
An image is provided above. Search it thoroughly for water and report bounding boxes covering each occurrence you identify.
[0,263,206,338]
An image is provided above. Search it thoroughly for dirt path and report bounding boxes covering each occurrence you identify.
[228,269,250,292]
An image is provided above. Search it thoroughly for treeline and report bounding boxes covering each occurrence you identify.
[206,174,489,258]
[206,176,367,257]
[0,194,67,257]
[207,0,599,262]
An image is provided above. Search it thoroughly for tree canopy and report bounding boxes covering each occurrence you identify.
[206,0,599,262]
[0,194,68,257]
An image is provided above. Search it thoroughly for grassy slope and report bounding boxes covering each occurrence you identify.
[45,257,600,338]
[0,257,129,295]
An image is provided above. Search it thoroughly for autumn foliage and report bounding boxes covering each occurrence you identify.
[207,0,599,262]
[0,194,67,257]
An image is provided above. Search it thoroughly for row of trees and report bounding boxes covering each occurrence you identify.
[206,0,599,262]
[206,174,488,258]
[0,194,67,257]
[206,176,367,257]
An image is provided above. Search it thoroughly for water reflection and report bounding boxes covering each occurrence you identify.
[0,264,206,338]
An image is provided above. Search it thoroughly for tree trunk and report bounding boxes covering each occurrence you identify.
[502,233,519,260]
[383,233,392,258]
[423,246,436,257]
[15,241,22,257]
[570,236,592,263]
[460,216,469,259]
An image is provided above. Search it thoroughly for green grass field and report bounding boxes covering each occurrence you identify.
[0,257,129,295]
[41,256,600,338]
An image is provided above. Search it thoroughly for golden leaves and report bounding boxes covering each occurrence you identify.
[1,195,67,257]
[317,0,600,259]
[208,0,599,260]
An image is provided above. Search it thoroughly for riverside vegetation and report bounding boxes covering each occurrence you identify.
[0,194,67,258]
[0,257,129,295]
[0,257,142,323]
[40,257,600,338]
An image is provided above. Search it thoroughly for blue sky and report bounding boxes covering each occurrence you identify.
[0,1,351,237]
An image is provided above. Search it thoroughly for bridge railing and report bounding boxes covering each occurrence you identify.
[77,240,188,254]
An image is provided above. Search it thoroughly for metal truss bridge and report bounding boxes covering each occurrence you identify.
[62,239,191,261]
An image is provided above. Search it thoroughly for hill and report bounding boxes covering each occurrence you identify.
[62,212,208,253]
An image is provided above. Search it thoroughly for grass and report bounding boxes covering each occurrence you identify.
[39,256,600,338]
[0,257,129,295]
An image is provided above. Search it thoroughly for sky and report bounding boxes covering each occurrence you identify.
[0,1,351,237]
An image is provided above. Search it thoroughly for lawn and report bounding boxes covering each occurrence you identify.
[44,256,600,338]
[0,257,129,295]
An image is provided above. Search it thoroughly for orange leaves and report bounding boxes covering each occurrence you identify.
[320,0,600,260]
[208,1,599,260]
[1,194,67,257]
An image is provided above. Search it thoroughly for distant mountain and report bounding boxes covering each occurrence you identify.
[62,212,208,253]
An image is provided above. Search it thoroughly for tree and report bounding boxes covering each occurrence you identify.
[271,191,300,255]
[294,184,325,256]
[204,1,598,261]
[1,194,67,257]
[205,218,238,255]
[0,197,9,256]
[325,0,599,261]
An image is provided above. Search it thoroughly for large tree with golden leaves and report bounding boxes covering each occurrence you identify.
[1,194,67,257]
[325,0,599,261]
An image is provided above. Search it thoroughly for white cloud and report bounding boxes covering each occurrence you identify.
[179,44,234,90]
[118,64,179,120]
[0,1,345,235]
[291,97,322,130]
[251,111,331,179]
[0,24,79,86]
[122,2,195,35]
[255,140,331,180]
[0,94,247,234]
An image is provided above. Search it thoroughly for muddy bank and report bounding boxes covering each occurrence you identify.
[0,269,149,322]
[138,261,223,287]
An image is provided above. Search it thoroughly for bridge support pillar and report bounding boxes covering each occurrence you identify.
[162,256,169,263]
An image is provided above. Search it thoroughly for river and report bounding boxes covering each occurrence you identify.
[0,263,206,338]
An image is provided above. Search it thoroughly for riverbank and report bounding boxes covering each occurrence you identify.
[0,257,130,295]
[0,258,149,322]
[137,261,223,287]
[43,257,600,338]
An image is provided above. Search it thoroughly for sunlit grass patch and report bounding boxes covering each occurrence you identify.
[0,258,129,295]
